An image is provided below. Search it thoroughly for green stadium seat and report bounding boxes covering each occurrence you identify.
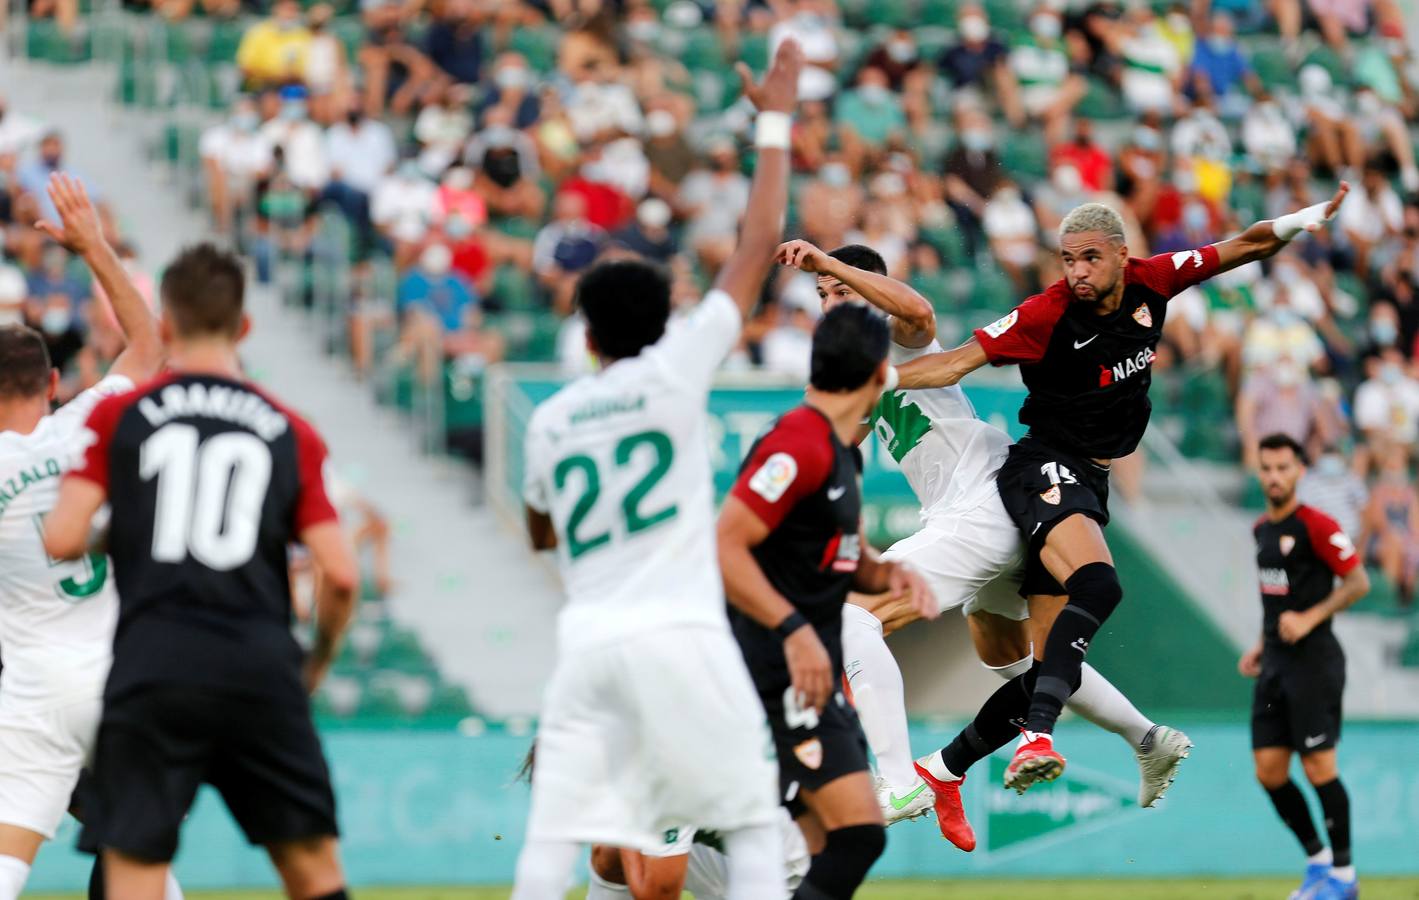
[1303,46,1349,88]
[424,683,475,719]
[509,26,559,73]
[207,19,244,63]
[920,0,957,25]
[864,0,914,29]
[681,30,724,72]
[376,628,439,676]
[1000,132,1048,181]
[1080,76,1127,120]
[1250,46,1292,92]
[738,33,769,71]
[163,20,195,63]
[489,265,537,312]
[983,0,1025,32]
[969,269,1016,311]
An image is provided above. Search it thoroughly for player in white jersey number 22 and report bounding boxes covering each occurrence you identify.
[510,40,805,900]
[778,241,1192,843]
[0,176,180,898]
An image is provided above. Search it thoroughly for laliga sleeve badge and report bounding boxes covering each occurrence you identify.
[1040,485,1062,505]
[983,309,1018,338]
[1132,304,1153,328]
[794,738,824,770]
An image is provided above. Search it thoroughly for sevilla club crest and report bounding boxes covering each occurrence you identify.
[1132,304,1153,328]
[794,738,823,770]
[1040,485,1062,505]
[1279,535,1295,556]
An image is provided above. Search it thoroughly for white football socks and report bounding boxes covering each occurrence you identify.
[1068,664,1156,748]
[841,603,919,789]
[510,839,581,900]
[1309,846,1334,866]
[0,855,29,900]
[725,822,789,900]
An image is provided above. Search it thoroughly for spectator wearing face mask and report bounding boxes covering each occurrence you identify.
[235,0,311,91]
[396,242,502,385]
[1300,446,1369,540]
[1008,4,1085,145]
[18,131,111,231]
[862,29,922,92]
[1296,64,1362,179]
[1241,284,1327,375]
[612,198,677,264]
[1355,348,1419,461]
[1241,91,1297,173]
[465,109,544,221]
[798,153,863,251]
[1339,160,1404,276]
[939,4,1018,114]
[533,191,606,314]
[941,103,1001,262]
[768,0,841,102]
[372,159,439,268]
[642,107,695,198]
[0,262,25,328]
[835,67,907,163]
[981,180,1039,291]
[675,137,750,274]
[303,4,348,124]
[1109,3,1184,115]
[482,53,542,130]
[1050,118,1114,193]
[1236,357,1337,470]
[199,97,275,234]
[415,84,475,176]
[324,97,398,255]
[1360,445,1419,606]
[259,86,330,192]
[1186,12,1258,119]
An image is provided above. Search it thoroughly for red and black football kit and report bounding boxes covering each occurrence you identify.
[1251,505,1358,753]
[729,406,871,807]
[67,373,341,862]
[974,245,1222,594]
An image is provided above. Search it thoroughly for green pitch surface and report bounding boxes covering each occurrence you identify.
[27,880,1419,899]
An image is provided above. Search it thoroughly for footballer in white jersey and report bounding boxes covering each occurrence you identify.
[510,40,804,900]
[777,240,1190,839]
[0,173,169,900]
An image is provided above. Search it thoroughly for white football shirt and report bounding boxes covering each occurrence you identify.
[523,290,740,651]
[0,375,132,711]
[869,339,1012,518]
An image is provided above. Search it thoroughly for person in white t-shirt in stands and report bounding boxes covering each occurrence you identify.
[259,86,330,193]
[323,96,397,255]
[1354,347,1419,469]
[983,180,1039,292]
[1338,160,1404,275]
[768,0,840,102]
[199,96,276,234]
[371,159,438,270]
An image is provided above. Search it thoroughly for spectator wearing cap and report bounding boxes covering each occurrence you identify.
[425,0,487,86]
[861,29,924,93]
[1186,12,1258,119]
[533,191,607,315]
[465,108,545,221]
[1339,160,1404,275]
[942,103,1001,262]
[768,0,841,102]
[200,96,276,234]
[1360,444,1419,606]
[1007,4,1086,146]
[939,4,1017,112]
[676,137,750,275]
[835,67,907,165]
[259,87,330,193]
[613,198,677,264]
[236,0,311,91]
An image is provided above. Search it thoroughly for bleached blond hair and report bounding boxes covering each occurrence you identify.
[1059,202,1126,243]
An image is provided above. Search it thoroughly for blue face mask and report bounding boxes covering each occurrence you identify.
[41,308,72,335]
[961,130,993,152]
[1207,36,1231,53]
[281,102,307,121]
[1372,320,1399,346]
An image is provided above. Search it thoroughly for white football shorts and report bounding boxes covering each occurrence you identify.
[526,624,779,853]
[0,697,101,838]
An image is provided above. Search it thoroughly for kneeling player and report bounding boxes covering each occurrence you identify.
[1244,434,1366,900]
[718,304,937,899]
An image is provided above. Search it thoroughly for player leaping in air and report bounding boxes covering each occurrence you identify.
[775,241,1190,849]
[0,175,183,900]
[892,186,1350,803]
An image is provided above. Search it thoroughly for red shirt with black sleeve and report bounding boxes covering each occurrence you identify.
[973,246,1222,459]
[728,406,863,691]
[1253,504,1360,659]
[68,373,339,700]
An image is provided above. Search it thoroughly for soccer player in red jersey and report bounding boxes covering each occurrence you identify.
[893,186,1350,806]
[1245,433,1367,900]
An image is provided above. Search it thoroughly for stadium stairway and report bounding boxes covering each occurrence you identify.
[0,51,565,719]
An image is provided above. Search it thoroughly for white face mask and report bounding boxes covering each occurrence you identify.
[886,39,916,63]
[647,109,677,138]
[1031,13,1061,39]
[960,16,989,42]
[421,244,452,275]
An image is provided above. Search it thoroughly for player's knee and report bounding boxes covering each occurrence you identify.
[1062,562,1123,622]
[1254,759,1289,790]
[1300,751,1337,785]
[589,845,624,883]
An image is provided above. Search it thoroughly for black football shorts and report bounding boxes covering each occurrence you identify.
[1252,647,1346,753]
[81,684,339,861]
[996,436,1113,596]
[761,686,870,818]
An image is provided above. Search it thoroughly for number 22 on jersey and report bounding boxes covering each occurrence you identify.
[141,423,273,571]
[551,430,678,559]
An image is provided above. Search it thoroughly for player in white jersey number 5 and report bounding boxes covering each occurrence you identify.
[777,241,1191,846]
[510,40,805,900]
[0,175,177,899]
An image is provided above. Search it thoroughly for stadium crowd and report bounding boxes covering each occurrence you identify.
[5,0,1419,601]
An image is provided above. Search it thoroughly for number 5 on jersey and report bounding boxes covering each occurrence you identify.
[141,423,273,570]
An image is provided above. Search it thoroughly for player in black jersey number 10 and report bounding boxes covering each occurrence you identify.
[44,245,359,900]
[1244,434,1367,900]
[890,184,1350,797]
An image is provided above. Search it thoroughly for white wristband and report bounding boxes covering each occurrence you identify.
[883,365,899,393]
[1272,200,1333,241]
[754,112,792,151]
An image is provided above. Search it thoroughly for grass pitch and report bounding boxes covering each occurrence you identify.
[28,879,1419,899]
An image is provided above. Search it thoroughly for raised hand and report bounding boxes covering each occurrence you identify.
[776,239,832,274]
[1310,181,1350,233]
[735,37,803,114]
[34,173,103,257]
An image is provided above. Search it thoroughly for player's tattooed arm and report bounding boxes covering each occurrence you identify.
[712,39,803,319]
[35,174,163,382]
[1276,565,1369,644]
[1213,182,1349,273]
[776,240,936,348]
[893,336,990,390]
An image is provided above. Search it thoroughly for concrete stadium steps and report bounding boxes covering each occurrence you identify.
[2,54,564,718]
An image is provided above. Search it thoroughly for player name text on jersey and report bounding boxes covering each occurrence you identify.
[137,383,289,441]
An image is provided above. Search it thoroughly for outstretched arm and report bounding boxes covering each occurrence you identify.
[893,336,990,390]
[1213,182,1349,272]
[712,40,803,318]
[777,239,935,348]
[35,174,162,383]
